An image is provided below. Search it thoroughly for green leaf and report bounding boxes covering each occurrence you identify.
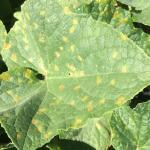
[133,8,150,26]
[109,7,150,56]
[88,1,150,56]
[111,101,150,150]
[0,0,150,149]
[117,0,150,27]
[94,0,116,22]
[0,21,6,52]
[117,0,150,10]
[59,113,112,150]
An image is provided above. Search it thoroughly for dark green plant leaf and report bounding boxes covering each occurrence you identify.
[117,0,150,27]
[111,101,150,150]
[59,113,112,150]
[0,0,150,149]
[109,6,150,56]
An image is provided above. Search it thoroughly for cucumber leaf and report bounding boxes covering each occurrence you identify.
[0,21,6,52]
[0,0,150,149]
[111,101,150,150]
[117,0,150,26]
[117,0,150,10]
[59,113,112,150]
[133,8,150,27]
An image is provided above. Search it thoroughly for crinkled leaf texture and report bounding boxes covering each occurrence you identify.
[59,113,112,150]
[134,8,150,27]
[111,101,150,150]
[118,0,150,26]
[0,0,150,149]
[117,0,150,10]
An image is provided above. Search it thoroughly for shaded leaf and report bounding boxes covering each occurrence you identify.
[134,8,150,27]
[111,101,150,150]
[117,0,150,10]
[59,113,112,150]
[117,0,150,27]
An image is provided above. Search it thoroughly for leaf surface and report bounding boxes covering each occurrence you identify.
[134,8,150,26]
[111,101,150,150]
[117,0,150,10]
[59,113,112,150]
[118,0,150,26]
[0,0,150,149]
[0,21,6,52]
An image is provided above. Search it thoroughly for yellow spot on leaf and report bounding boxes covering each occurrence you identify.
[3,43,11,50]
[74,85,80,91]
[120,34,128,41]
[70,71,85,77]
[82,96,88,102]
[0,72,10,81]
[59,84,65,91]
[110,79,116,86]
[14,95,21,103]
[59,46,64,51]
[33,23,38,29]
[96,123,102,130]
[37,125,43,133]
[63,36,68,42]
[16,133,21,140]
[73,19,78,25]
[32,119,39,125]
[99,98,106,104]
[40,11,46,16]
[67,64,76,72]
[70,45,75,52]
[24,69,32,79]
[54,65,59,71]
[39,36,45,43]
[119,18,128,25]
[121,65,128,73]
[11,53,17,62]
[44,131,52,140]
[74,118,82,127]
[87,101,93,112]
[63,7,71,15]
[37,108,47,114]
[77,55,83,62]
[55,51,60,58]
[69,26,76,33]
[112,51,119,59]
[113,10,120,19]
[69,100,75,106]
[96,76,102,86]
[116,96,126,106]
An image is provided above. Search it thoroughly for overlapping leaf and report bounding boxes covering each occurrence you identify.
[111,101,150,150]
[118,0,150,26]
[0,0,150,149]
[117,0,150,10]
[59,113,112,150]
